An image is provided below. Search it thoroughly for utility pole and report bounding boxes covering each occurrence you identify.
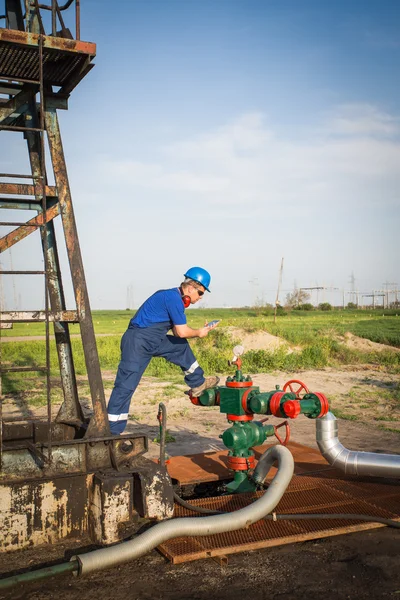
[274,257,284,324]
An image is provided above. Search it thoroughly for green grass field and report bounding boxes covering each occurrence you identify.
[1,308,399,396]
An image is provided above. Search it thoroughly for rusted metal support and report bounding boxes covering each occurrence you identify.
[26,102,84,427]
[57,58,94,96]
[0,310,78,322]
[37,34,53,461]
[0,124,43,132]
[0,84,38,122]
[0,204,60,252]
[44,108,110,437]
[0,182,57,196]
[76,0,80,40]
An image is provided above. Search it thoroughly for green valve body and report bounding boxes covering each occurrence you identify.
[193,364,329,493]
[222,421,275,451]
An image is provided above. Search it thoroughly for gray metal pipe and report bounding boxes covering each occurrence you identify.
[72,445,294,576]
[316,412,400,478]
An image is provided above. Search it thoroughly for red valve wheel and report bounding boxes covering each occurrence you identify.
[283,379,309,399]
[274,420,290,446]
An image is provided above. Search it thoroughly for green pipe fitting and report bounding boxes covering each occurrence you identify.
[226,370,252,384]
[300,393,326,418]
[248,390,296,415]
[247,390,275,414]
[226,470,256,493]
[197,388,218,406]
[222,421,274,451]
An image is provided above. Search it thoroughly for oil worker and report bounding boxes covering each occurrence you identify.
[107,267,220,434]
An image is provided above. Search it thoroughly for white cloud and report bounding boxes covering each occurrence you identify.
[106,104,400,215]
[322,104,400,137]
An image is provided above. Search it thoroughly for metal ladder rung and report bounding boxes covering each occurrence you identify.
[0,174,43,180]
[0,310,79,322]
[0,270,46,275]
[0,222,41,227]
[0,125,44,133]
[0,366,48,373]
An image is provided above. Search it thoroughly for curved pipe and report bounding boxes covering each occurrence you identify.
[72,445,294,576]
[316,412,400,478]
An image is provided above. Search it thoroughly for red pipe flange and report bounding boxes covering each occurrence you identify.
[227,414,254,422]
[227,455,255,471]
[226,381,253,388]
[313,392,330,417]
[241,389,253,414]
[270,391,286,417]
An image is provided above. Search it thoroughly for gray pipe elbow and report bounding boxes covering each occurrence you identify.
[316,412,400,478]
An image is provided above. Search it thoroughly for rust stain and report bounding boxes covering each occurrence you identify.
[0,29,96,56]
[0,183,57,196]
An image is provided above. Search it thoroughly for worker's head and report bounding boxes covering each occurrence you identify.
[181,267,211,306]
[183,267,211,292]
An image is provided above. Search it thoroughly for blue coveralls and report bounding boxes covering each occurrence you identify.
[107,287,205,434]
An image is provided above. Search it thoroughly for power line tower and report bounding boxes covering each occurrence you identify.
[382,282,398,309]
[347,272,359,307]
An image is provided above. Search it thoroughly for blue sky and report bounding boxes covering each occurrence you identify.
[1,0,400,309]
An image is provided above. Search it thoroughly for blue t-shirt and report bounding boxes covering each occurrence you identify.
[130,288,187,328]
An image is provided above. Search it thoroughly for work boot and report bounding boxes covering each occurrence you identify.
[190,376,220,397]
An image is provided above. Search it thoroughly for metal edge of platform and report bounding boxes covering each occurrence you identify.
[0,28,96,56]
[160,521,389,565]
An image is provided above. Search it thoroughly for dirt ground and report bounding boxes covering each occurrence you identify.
[1,331,399,599]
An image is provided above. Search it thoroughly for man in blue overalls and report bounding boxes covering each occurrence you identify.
[107,267,219,434]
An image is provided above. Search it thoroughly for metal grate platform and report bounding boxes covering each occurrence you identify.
[160,443,400,563]
[0,29,95,86]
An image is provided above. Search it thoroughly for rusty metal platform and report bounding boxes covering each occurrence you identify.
[0,29,95,87]
[160,443,400,563]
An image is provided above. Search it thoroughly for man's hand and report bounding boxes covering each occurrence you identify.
[173,321,219,339]
[198,320,219,338]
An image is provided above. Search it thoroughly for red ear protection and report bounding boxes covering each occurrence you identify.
[180,287,191,308]
[182,295,191,308]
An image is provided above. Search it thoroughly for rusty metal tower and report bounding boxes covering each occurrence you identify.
[0,1,173,552]
[0,1,108,439]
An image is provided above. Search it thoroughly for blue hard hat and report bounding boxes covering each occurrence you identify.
[184,267,211,292]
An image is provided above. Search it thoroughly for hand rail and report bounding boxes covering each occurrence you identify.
[1,0,80,39]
